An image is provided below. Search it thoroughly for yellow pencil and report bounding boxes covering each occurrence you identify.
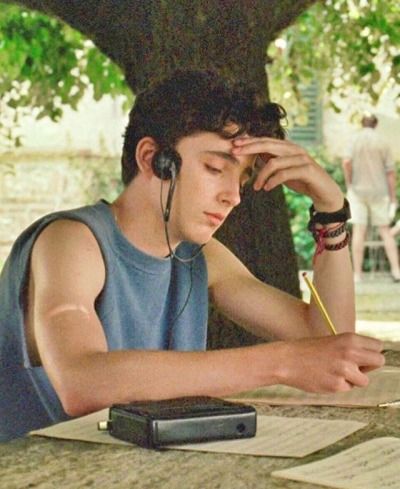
[302,272,338,335]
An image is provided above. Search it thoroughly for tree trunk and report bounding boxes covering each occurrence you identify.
[4,0,317,347]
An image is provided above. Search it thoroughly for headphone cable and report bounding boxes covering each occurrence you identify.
[160,179,205,264]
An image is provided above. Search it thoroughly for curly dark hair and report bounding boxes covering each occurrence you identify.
[121,70,286,185]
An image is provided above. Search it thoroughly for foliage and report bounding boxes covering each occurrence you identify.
[284,146,346,269]
[0,1,399,145]
[0,4,132,147]
[268,0,400,125]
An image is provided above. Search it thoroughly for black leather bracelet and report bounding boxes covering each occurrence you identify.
[308,198,351,230]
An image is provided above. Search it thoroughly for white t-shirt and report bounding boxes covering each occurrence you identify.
[346,127,394,199]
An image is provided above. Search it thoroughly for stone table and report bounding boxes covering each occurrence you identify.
[1,350,399,489]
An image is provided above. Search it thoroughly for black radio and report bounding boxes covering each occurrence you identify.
[98,396,257,449]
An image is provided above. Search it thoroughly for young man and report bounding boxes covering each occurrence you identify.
[0,71,384,441]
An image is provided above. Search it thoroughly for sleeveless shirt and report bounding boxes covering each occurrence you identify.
[0,200,208,441]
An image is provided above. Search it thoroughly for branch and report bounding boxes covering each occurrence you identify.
[1,0,318,91]
[258,0,318,38]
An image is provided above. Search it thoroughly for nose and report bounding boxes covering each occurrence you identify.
[219,178,241,208]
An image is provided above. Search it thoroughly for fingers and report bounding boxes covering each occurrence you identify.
[338,333,384,359]
[251,155,314,191]
[232,136,344,211]
[359,350,386,369]
[328,334,385,390]
[360,365,382,374]
[285,333,386,394]
[336,333,385,368]
[339,364,370,389]
[350,333,384,352]
[232,137,319,192]
[232,136,305,157]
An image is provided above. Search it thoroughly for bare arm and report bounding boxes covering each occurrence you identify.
[232,137,355,336]
[29,220,281,415]
[205,238,311,340]
[29,220,383,418]
[206,236,353,340]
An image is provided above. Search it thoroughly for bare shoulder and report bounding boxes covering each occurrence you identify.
[31,219,105,301]
[203,238,252,288]
[32,218,102,263]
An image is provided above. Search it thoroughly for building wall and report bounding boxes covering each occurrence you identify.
[0,151,120,264]
[16,93,127,157]
[0,93,124,264]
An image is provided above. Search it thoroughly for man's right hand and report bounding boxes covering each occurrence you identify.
[271,333,385,393]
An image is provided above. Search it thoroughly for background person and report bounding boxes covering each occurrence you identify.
[342,114,400,282]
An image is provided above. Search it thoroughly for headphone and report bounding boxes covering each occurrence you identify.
[152,148,182,222]
[152,148,182,181]
[151,147,204,264]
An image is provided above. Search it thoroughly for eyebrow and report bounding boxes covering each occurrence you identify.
[201,150,240,165]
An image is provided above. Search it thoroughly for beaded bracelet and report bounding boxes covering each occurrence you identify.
[311,222,347,243]
[325,230,350,251]
[312,223,349,263]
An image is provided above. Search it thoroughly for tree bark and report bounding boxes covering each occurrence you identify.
[3,0,317,348]
[3,0,317,92]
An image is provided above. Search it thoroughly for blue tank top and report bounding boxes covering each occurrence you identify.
[0,200,208,441]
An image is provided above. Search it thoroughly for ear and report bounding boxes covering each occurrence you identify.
[135,137,159,179]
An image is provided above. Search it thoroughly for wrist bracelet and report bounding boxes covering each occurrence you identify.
[313,228,350,264]
[324,231,350,251]
[311,222,347,243]
[308,198,351,230]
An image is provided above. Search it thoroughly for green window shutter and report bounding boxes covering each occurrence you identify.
[288,80,322,146]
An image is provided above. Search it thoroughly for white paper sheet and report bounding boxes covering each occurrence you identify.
[172,416,366,458]
[272,437,400,489]
[30,411,366,458]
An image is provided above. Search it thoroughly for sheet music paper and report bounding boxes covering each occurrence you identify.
[30,412,366,458]
[229,366,400,407]
[272,437,400,489]
[171,416,366,457]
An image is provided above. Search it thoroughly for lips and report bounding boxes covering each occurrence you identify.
[204,212,225,225]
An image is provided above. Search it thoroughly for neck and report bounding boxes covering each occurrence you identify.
[111,178,180,258]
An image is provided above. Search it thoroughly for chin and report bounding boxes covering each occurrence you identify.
[181,228,215,246]
[173,217,222,245]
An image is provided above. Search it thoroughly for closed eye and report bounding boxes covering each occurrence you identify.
[205,164,222,174]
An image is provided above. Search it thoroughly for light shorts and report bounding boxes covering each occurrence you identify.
[347,188,390,226]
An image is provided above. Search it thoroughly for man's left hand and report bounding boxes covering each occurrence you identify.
[232,137,344,213]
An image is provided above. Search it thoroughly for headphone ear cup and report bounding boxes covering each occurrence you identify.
[152,148,182,180]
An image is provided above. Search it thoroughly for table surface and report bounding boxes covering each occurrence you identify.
[2,350,399,489]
